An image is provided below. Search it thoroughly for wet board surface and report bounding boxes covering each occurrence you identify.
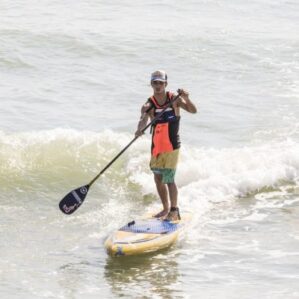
[120,219,180,234]
[104,212,192,256]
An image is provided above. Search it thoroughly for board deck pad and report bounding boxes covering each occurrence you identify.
[120,219,180,234]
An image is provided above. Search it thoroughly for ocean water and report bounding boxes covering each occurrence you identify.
[1,0,299,298]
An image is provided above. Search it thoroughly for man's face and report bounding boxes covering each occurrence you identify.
[151,80,167,94]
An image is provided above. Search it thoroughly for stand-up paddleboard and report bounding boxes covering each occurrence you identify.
[104,212,191,256]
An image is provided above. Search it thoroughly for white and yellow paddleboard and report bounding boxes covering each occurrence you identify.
[104,212,191,256]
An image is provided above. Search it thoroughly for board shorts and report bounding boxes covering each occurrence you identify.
[150,149,179,184]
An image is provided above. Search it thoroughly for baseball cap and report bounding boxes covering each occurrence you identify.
[151,70,167,82]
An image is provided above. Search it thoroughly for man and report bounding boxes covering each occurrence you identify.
[135,70,197,221]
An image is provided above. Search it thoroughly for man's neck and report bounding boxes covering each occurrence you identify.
[153,91,167,104]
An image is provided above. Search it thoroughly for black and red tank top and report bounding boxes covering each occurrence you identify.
[148,91,181,157]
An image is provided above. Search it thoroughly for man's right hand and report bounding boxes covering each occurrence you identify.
[135,129,144,137]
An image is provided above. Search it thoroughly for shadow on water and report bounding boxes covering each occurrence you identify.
[104,247,183,299]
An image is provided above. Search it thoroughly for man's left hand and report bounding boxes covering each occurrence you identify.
[177,88,190,101]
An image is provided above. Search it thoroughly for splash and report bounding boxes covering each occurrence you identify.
[0,129,298,207]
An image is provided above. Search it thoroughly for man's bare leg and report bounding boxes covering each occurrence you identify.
[166,182,180,221]
[167,182,178,208]
[153,173,169,218]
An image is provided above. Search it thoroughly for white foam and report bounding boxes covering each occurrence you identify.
[1,128,298,213]
[126,136,299,213]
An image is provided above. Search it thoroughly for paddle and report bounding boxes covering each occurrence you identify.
[59,91,182,215]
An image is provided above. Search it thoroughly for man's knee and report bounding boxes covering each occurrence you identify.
[154,174,163,185]
[167,182,177,189]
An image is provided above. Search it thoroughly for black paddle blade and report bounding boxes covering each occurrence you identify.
[59,185,90,215]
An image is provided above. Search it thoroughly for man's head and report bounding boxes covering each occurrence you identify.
[151,70,168,94]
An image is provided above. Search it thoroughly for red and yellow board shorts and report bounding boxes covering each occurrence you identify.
[150,149,179,184]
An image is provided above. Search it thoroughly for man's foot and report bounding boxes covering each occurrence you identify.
[153,210,169,219]
[165,207,181,221]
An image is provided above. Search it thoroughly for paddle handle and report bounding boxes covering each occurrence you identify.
[88,91,182,187]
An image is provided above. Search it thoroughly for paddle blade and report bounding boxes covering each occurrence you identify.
[59,185,90,215]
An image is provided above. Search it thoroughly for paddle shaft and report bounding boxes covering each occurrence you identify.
[88,92,182,187]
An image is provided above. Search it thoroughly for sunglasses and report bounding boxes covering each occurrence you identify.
[152,81,166,85]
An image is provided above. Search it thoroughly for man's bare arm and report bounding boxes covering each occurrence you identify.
[135,102,152,136]
[177,89,197,113]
